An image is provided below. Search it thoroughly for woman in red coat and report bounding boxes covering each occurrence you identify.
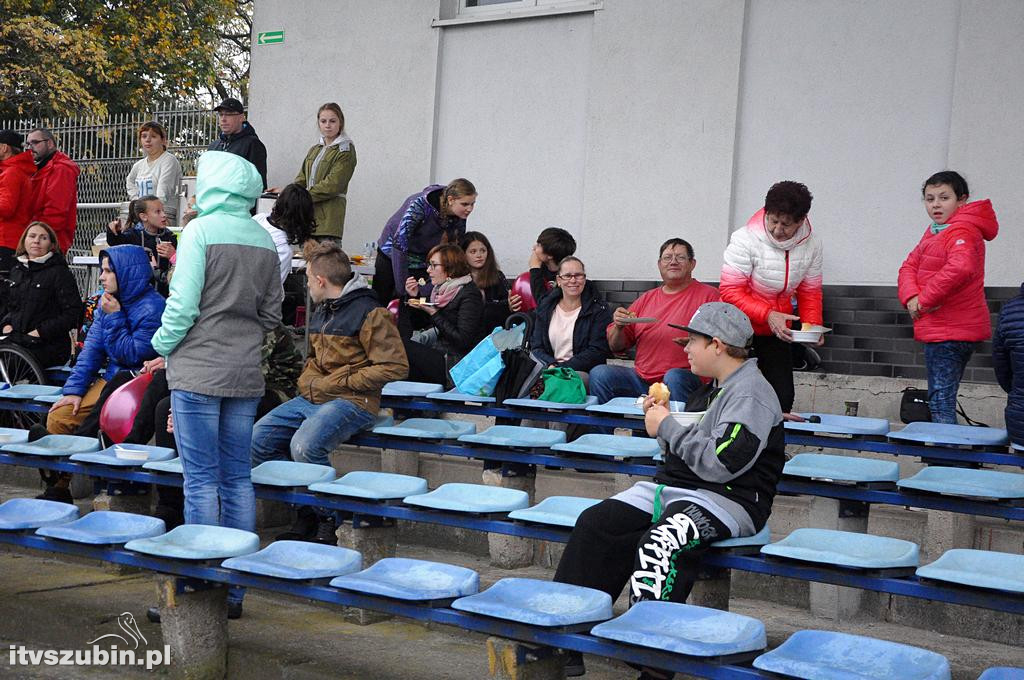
[898,171,999,423]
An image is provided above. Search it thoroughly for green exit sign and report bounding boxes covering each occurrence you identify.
[257,30,284,45]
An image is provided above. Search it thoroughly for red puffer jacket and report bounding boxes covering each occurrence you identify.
[897,199,999,343]
[30,151,80,253]
[0,151,36,249]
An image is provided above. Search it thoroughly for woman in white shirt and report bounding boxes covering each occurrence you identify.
[124,122,183,225]
[253,184,317,283]
[530,256,612,385]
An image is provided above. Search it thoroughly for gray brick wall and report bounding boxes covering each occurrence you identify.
[588,280,1019,385]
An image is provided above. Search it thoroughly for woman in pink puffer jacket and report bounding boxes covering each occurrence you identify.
[898,171,999,424]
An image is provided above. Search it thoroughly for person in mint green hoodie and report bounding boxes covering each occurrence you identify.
[151,150,282,617]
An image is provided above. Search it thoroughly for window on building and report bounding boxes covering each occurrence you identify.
[434,0,600,26]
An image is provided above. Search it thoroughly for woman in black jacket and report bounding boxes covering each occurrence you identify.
[402,244,485,385]
[0,222,83,368]
[459,231,524,333]
[530,256,611,385]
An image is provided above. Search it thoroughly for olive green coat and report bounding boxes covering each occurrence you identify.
[295,136,357,239]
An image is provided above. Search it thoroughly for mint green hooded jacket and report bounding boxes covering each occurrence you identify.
[152,151,283,397]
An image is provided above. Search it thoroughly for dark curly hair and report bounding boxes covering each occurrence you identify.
[269,184,317,245]
[764,181,813,221]
[922,171,969,200]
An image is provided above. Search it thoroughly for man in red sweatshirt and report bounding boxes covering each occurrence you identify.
[0,130,37,272]
[27,128,80,254]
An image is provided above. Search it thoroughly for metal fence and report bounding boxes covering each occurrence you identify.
[2,108,217,293]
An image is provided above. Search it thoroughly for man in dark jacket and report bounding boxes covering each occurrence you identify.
[251,241,408,542]
[39,245,165,502]
[993,284,1024,445]
[208,98,268,189]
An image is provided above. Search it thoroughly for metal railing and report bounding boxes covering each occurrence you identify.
[2,108,218,294]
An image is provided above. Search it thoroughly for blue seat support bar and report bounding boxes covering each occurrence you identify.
[381,397,647,432]
[786,433,1024,468]
[0,531,767,679]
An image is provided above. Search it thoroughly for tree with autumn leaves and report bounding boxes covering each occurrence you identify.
[0,0,252,119]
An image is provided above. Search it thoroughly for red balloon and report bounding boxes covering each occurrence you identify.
[387,298,400,324]
[99,372,155,444]
[512,272,537,312]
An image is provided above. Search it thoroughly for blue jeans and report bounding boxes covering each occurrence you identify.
[923,341,975,424]
[171,390,260,606]
[251,396,376,467]
[589,364,702,405]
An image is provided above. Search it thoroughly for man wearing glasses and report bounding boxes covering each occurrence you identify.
[208,98,268,190]
[26,128,80,253]
[589,238,719,405]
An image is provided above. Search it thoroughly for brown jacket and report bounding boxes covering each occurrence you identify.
[297,275,408,412]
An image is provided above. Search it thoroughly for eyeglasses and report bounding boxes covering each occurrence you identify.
[557,273,586,281]
[27,139,50,147]
[659,255,690,263]
[426,262,442,270]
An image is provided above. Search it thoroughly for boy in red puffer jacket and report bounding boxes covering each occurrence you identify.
[898,171,999,424]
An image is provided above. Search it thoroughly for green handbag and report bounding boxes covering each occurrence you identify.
[537,367,587,404]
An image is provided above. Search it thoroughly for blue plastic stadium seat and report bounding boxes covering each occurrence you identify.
[978,668,1024,680]
[1,434,100,457]
[897,467,1024,500]
[382,381,443,398]
[784,453,899,485]
[374,414,395,429]
[761,528,920,570]
[33,394,62,404]
[221,541,362,580]
[124,524,260,560]
[508,496,600,527]
[916,549,1024,594]
[404,483,530,514]
[888,421,1009,447]
[591,601,766,657]
[330,557,479,601]
[427,389,496,404]
[70,443,176,467]
[372,418,476,439]
[1012,442,1024,453]
[36,511,165,544]
[551,434,661,459]
[585,396,683,418]
[503,395,599,411]
[143,457,183,475]
[711,525,772,550]
[784,413,891,436]
[457,425,566,449]
[753,629,951,680]
[0,384,63,400]
[0,498,79,530]
[309,471,428,500]
[250,460,336,487]
[452,578,612,627]
[0,427,29,445]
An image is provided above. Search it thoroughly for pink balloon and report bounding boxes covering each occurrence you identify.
[512,272,537,312]
[99,372,155,444]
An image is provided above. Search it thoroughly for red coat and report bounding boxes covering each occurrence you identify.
[897,199,999,343]
[30,151,80,253]
[0,151,36,250]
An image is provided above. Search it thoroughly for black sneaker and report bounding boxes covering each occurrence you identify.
[35,485,74,504]
[313,516,338,545]
[275,506,318,541]
[146,607,161,624]
[563,651,585,677]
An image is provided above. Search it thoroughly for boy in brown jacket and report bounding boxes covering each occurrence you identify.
[251,241,408,542]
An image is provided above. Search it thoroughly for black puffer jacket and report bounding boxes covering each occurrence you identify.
[0,252,83,367]
[530,281,612,372]
[993,283,1024,444]
[431,283,486,358]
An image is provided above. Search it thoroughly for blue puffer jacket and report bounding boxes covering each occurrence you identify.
[63,245,165,396]
[530,281,612,373]
[993,282,1024,444]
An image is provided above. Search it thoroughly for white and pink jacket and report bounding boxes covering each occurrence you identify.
[719,208,824,337]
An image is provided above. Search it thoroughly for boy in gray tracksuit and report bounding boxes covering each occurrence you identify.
[556,302,784,624]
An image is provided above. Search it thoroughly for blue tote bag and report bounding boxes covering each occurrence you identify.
[449,323,526,396]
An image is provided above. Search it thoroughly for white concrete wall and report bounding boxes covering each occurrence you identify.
[250,0,1024,286]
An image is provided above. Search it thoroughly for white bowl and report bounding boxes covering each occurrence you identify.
[791,330,823,343]
[669,411,705,427]
[114,445,149,461]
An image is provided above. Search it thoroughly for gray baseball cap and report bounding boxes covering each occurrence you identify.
[671,302,753,348]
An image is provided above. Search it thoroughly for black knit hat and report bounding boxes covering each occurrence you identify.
[0,130,23,149]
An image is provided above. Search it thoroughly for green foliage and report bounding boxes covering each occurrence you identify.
[0,0,250,119]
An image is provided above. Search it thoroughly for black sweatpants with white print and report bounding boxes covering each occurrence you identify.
[554,498,730,604]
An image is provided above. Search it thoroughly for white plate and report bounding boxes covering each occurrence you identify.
[114,446,149,461]
[791,330,823,343]
[669,411,705,426]
[621,317,657,324]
